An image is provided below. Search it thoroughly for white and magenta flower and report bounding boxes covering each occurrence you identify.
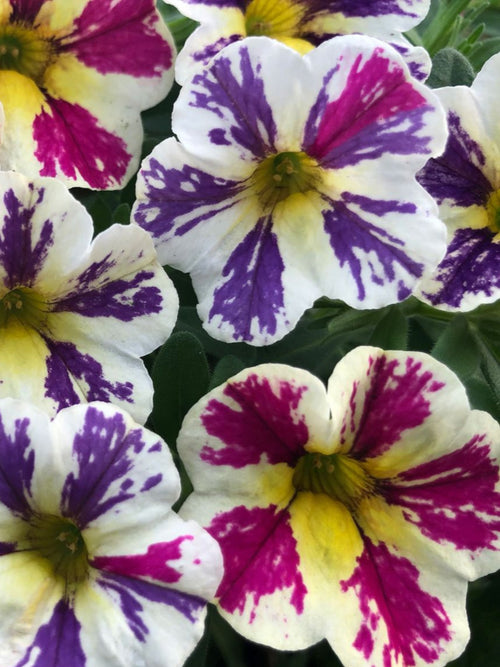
[166,0,431,84]
[417,53,500,311]
[0,171,178,423]
[0,399,223,667]
[133,36,447,345]
[0,0,175,189]
[177,347,500,667]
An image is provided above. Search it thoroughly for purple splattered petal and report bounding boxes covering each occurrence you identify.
[0,413,34,517]
[208,216,286,342]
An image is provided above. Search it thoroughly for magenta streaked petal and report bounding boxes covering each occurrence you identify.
[340,536,452,667]
[63,0,174,77]
[33,98,131,190]
[209,504,307,621]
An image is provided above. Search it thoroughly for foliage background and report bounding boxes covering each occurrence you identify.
[73,1,500,664]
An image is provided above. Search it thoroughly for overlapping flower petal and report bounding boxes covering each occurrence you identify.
[417,52,500,310]
[0,0,175,189]
[0,399,222,667]
[177,347,500,666]
[134,36,447,345]
[166,0,431,84]
[0,171,178,423]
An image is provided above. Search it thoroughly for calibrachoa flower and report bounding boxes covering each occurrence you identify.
[416,53,500,310]
[0,171,178,423]
[166,0,431,84]
[0,399,223,666]
[133,36,447,345]
[0,0,175,189]
[178,347,500,667]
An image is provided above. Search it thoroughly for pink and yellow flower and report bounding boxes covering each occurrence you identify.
[178,347,500,667]
[0,0,175,189]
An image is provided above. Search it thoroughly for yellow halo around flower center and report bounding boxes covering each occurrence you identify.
[245,0,305,37]
[0,287,49,330]
[485,188,500,234]
[293,451,376,513]
[27,513,89,584]
[0,22,53,84]
[251,151,321,209]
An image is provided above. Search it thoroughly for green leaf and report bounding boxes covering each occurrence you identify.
[111,202,130,225]
[150,332,210,447]
[209,355,247,390]
[427,48,475,87]
[367,305,408,350]
[469,36,500,71]
[431,315,480,380]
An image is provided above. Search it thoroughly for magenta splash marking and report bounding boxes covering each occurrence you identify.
[341,537,451,666]
[65,0,173,76]
[385,434,500,551]
[305,49,428,166]
[92,536,193,584]
[209,504,306,621]
[347,355,444,457]
[200,373,309,467]
[33,98,131,189]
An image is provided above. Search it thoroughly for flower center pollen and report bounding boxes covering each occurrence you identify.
[252,151,321,208]
[0,286,49,329]
[293,451,376,512]
[0,23,53,83]
[244,0,305,37]
[28,514,89,584]
[485,188,500,233]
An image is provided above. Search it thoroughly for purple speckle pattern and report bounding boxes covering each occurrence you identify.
[192,34,242,66]
[0,186,54,288]
[190,45,277,158]
[98,571,205,637]
[63,0,173,77]
[345,354,444,458]
[60,406,147,527]
[304,50,431,168]
[384,434,500,550]
[200,372,309,467]
[417,112,491,207]
[0,414,34,518]
[134,156,245,241]
[15,599,86,667]
[33,98,131,190]
[305,0,421,19]
[341,536,451,666]
[321,193,422,301]
[421,227,500,308]
[209,217,285,342]
[43,338,134,411]
[53,269,163,321]
[209,504,307,621]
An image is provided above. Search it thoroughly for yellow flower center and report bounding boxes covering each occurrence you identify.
[293,451,376,512]
[0,287,49,330]
[27,514,89,584]
[244,0,305,38]
[485,188,500,233]
[0,22,53,84]
[251,151,321,209]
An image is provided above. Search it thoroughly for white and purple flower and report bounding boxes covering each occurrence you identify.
[178,347,500,667]
[0,0,175,189]
[0,399,223,666]
[166,0,431,84]
[133,36,448,345]
[0,171,178,423]
[417,52,500,311]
